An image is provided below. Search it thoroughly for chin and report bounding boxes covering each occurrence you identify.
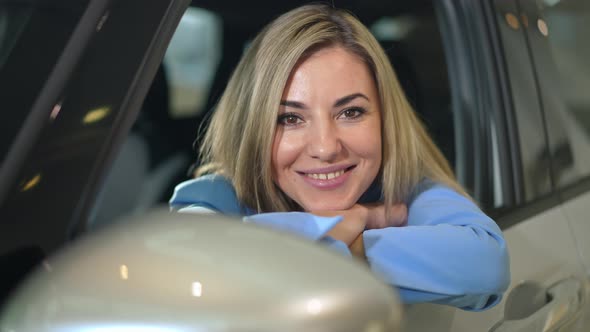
[302,200,356,212]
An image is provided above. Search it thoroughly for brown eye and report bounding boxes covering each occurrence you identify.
[285,115,299,124]
[339,107,366,120]
[343,109,357,118]
[278,113,303,126]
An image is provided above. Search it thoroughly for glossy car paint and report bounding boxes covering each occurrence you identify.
[0,210,401,332]
[452,206,588,332]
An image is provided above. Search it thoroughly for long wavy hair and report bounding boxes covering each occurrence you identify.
[198,4,468,213]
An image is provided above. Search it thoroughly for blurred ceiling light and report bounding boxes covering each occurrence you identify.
[20,173,41,192]
[83,106,111,125]
[371,16,417,41]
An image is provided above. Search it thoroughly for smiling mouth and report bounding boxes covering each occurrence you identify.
[300,165,356,180]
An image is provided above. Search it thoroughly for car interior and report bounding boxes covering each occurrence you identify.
[89,0,456,230]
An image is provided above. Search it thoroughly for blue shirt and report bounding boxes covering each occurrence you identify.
[169,174,510,311]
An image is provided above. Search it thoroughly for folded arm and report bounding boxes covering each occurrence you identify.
[170,176,510,310]
[360,185,510,310]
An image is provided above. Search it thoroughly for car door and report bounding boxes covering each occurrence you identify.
[406,1,589,331]
[518,0,590,328]
[495,0,590,330]
[0,0,190,306]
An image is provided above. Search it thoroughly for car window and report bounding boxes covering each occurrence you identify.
[370,14,455,166]
[0,1,89,167]
[538,0,590,188]
[488,0,553,207]
[1,0,189,248]
[0,4,31,69]
[90,2,464,230]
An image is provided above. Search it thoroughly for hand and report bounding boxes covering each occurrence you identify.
[313,204,369,246]
[364,203,407,230]
[347,203,407,261]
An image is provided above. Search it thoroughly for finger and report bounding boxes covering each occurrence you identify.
[389,204,408,226]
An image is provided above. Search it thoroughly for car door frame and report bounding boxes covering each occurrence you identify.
[0,0,190,305]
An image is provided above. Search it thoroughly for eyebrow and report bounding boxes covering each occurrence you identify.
[334,93,369,107]
[280,93,369,109]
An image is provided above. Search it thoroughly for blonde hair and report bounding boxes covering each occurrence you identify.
[198,4,468,213]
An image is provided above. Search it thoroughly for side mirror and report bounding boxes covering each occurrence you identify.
[0,209,402,331]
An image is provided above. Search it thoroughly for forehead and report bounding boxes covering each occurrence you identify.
[283,46,377,99]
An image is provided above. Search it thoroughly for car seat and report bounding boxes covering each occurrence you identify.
[88,66,191,230]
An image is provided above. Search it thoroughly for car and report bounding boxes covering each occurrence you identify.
[1,0,589,331]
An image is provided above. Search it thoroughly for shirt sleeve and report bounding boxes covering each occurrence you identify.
[243,212,342,241]
[169,175,246,215]
[362,184,510,311]
[242,213,352,257]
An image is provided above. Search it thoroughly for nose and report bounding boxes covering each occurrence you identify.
[307,118,342,162]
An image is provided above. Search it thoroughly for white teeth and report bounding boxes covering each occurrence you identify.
[306,170,345,180]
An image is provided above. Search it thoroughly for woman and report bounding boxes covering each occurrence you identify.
[170,4,509,311]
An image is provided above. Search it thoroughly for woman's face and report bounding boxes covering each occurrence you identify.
[272,46,382,211]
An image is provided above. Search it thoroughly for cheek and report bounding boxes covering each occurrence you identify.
[348,120,382,164]
[370,117,383,165]
[271,130,303,177]
[373,128,383,163]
